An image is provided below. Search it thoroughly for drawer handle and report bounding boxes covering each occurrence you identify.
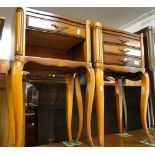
[119,39,129,44]
[120,49,130,53]
[120,58,130,64]
[51,24,68,31]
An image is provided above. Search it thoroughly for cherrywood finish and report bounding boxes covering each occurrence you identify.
[66,74,74,142]
[11,7,94,147]
[0,60,10,74]
[140,72,155,141]
[92,22,104,146]
[0,60,15,146]
[104,44,141,57]
[104,54,141,67]
[92,22,152,146]
[115,79,123,134]
[6,73,15,146]
[136,27,155,128]
[75,74,83,141]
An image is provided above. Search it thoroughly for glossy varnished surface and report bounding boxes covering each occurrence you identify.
[40,129,153,147]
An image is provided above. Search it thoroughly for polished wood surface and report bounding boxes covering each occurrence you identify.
[137,27,155,128]
[104,64,144,73]
[0,60,13,146]
[27,16,86,38]
[40,129,152,147]
[75,74,83,141]
[141,72,155,141]
[115,79,123,134]
[15,8,25,56]
[102,25,140,40]
[11,7,95,147]
[95,68,104,146]
[92,21,151,147]
[104,54,141,68]
[104,44,141,57]
[6,73,15,146]
[26,8,86,29]
[103,32,140,48]
[66,74,74,142]
[84,68,95,146]
[0,60,10,74]
[92,22,104,146]
[11,60,25,146]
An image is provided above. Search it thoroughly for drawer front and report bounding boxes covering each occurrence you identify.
[104,54,141,68]
[27,16,85,38]
[104,44,141,57]
[103,33,140,48]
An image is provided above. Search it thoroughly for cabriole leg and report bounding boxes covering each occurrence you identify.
[75,74,83,142]
[115,79,123,134]
[66,74,74,143]
[85,68,95,146]
[11,61,24,146]
[141,72,155,141]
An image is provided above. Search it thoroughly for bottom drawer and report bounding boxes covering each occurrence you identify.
[104,54,141,67]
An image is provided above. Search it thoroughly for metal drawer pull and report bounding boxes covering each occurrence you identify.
[120,58,130,64]
[119,39,129,44]
[51,23,69,31]
[134,60,140,66]
[120,49,130,53]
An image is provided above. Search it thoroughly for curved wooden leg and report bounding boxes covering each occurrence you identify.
[11,61,24,146]
[95,68,104,146]
[75,74,83,142]
[141,72,155,141]
[85,67,95,146]
[66,74,74,143]
[115,79,123,134]
[6,73,15,146]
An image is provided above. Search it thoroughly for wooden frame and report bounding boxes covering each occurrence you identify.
[10,7,95,147]
[92,22,155,146]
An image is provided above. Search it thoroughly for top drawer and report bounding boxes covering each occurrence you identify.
[26,16,86,38]
[103,33,140,48]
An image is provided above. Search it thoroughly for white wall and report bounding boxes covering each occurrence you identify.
[120,9,155,33]
[0,8,16,61]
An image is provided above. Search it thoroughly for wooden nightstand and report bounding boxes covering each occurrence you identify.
[92,22,154,146]
[11,8,95,147]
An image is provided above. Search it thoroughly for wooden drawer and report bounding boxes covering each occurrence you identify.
[104,54,141,68]
[26,16,85,38]
[103,33,140,48]
[104,44,141,57]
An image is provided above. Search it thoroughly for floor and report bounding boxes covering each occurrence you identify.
[41,129,155,147]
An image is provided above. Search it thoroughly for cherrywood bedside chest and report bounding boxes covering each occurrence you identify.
[11,8,95,147]
[92,22,154,146]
